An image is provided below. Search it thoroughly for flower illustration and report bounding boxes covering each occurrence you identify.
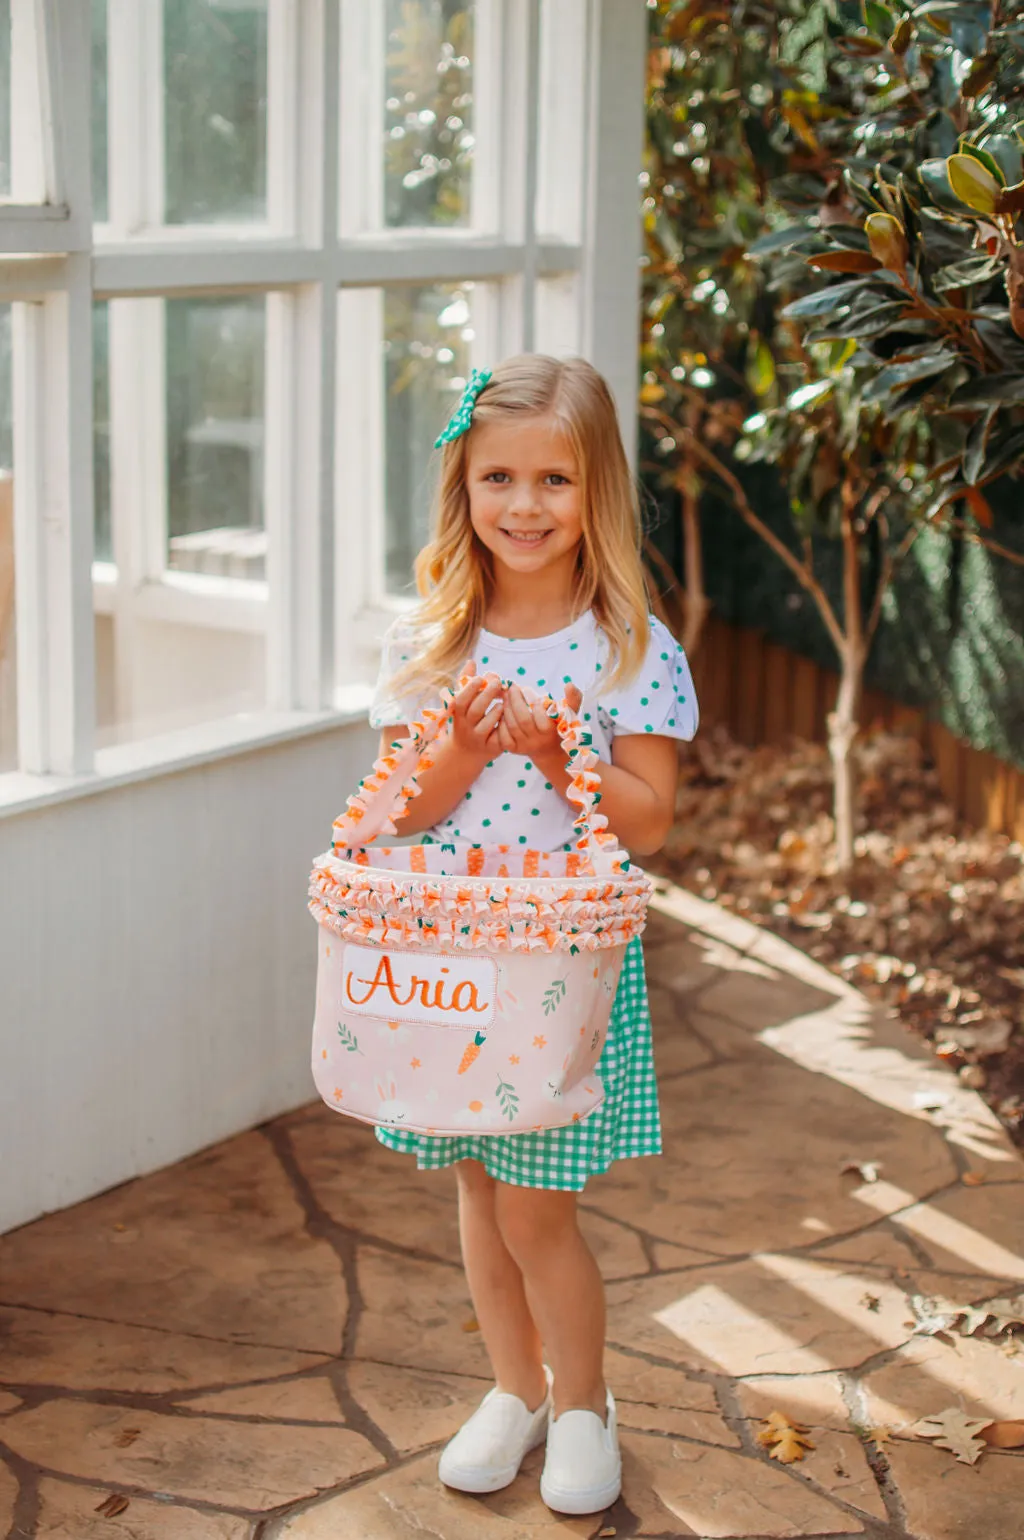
[377,1019,412,1045]
[509,1054,520,1065]
[454,1099,495,1127]
[333,1087,343,1102]
[410,1057,422,1069]
[533,1035,547,1049]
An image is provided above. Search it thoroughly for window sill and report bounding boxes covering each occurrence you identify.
[0,688,374,821]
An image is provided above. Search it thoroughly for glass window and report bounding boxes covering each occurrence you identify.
[0,303,15,771]
[0,0,10,200]
[383,280,474,593]
[164,0,268,226]
[384,0,474,229]
[91,0,108,222]
[166,295,266,581]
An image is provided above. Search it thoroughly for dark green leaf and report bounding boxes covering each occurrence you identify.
[964,404,998,483]
[863,1,897,39]
[949,373,1024,407]
[958,141,1008,188]
[861,349,961,402]
[978,426,1024,483]
[747,225,817,257]
[932,255,1005,291]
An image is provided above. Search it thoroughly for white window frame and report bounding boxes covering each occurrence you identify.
[0,0,647,808]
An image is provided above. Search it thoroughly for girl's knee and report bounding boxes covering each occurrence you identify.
[495,1185,577,1263]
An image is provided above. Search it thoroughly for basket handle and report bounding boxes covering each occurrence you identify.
[332,673,622,872]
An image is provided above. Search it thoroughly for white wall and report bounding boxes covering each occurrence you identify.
[0,720,374,1234]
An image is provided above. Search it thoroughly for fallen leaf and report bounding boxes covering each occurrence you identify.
[981,1419,1024,1449]
[841,1159,882,1183]
[962,1171,987,1186]
[757,1409,816,1464]
[861,1293,881,1313]
[95,1495,130,1518]
[912,1408,991,1465]
[113,1427,141,1448]
[864,1425,893,1444]
[910,1291,1024,1341]
[598,1529,617,1538]
[461,1315,480,1333]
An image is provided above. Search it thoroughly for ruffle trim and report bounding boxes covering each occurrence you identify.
[308,854,652,954]
[330,678,624,874]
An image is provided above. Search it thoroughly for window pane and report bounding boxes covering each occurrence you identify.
[384,0,474,229]
[93,302,111,563]
[0,0,10,200]
[167,295,265,581]
[383,281,474,593]
[0,303,15,771]
[164,0,268,225]
[92,0,108,222]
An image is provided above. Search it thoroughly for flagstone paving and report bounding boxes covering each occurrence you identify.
[2,882,1023,1539]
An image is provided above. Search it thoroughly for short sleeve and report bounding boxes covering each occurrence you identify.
[599,615,699,741]
[368,617,439,730]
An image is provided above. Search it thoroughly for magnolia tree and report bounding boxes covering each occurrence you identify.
[643,0,1024,870]
[641,0,808,653]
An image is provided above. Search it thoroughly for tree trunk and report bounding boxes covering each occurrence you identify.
[681,451,711,657]
[828,644,864,872]
[829,499,866,872]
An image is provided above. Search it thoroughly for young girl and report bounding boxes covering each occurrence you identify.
[369,355,697,1516]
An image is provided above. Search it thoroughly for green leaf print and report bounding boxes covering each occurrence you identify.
[542,978,568,1016]
[495,1074,519,1123]
[337,1022,363,1055]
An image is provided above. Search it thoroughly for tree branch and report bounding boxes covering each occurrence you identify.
[682,430,847,654]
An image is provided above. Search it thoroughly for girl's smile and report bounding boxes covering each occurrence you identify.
[467,413,583,580]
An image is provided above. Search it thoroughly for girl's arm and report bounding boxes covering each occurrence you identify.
[497,685,678,856]
[536,734,679,856]
[378,671,504,836]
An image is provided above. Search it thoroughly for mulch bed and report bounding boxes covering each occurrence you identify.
[652,725,1024,1146]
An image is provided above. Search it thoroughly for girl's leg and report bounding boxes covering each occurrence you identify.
[455,1160,548,1410]
[494,1185,606,1419]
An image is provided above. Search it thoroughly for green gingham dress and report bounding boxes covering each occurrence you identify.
[368,610,698,1191]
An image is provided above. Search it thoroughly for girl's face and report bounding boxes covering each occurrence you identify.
[465,411,583,581]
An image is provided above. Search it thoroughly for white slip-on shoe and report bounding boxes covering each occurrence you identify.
[540,1388,621,1515]
[438,1373,552,1494]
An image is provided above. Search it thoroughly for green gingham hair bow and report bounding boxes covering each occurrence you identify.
[434,367,492,448]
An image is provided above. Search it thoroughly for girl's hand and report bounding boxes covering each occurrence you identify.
[495,682,583,763]
[450,663,504,763]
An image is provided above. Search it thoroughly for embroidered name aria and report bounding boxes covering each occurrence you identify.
[346,955,490,1014]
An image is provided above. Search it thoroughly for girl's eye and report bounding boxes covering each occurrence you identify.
[547,474,570,486]
[484,472,511,483]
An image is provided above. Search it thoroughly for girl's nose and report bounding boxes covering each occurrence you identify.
[509,484,541,515]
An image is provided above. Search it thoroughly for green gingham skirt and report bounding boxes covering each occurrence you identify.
[375,935,661,1190]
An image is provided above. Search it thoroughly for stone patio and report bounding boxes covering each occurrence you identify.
[2,881,1023,1539]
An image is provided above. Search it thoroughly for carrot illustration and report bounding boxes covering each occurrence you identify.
[523,848,539,877]
[466,846,485,876]
[458,1031,487,1074]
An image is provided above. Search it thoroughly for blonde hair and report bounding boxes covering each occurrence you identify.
[394,354,650,700]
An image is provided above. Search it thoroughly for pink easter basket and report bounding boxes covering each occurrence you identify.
[309,678,653,1136]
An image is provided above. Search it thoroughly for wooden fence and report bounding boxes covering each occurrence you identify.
[688,614,1024,842]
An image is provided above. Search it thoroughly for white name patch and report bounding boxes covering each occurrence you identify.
[341,945,497,1028]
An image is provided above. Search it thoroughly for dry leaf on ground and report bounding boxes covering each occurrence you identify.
[756,1410,816,1464]
[658,727,1024,1143]
[981,1420,1024,1449]
[95,1495,130,1518]
[912,1409,992,1465]
[910,1291,1024,1341]
[841,1159,882,1183]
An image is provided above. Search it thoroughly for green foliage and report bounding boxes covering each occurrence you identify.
[751,0,1024,513]
[383,0,474,229]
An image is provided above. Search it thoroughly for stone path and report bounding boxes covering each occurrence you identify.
[2,881,1023,1538]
